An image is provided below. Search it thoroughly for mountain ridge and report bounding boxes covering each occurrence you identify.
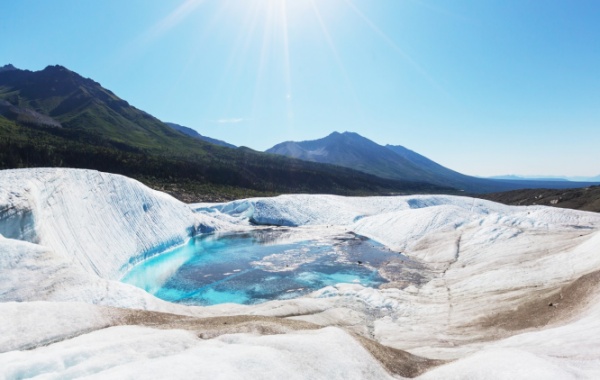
[268,131,430,182]
[0,64,17,73]
[165,122,236,149]
[0,65,452,201]
[266,131,600,193]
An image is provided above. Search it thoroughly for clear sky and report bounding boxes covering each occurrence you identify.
[1,0,599,177]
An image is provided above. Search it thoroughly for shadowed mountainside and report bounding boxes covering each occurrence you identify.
[0,65,452,201]
[479,185,600,213]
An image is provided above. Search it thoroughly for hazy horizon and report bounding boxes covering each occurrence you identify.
[2,0,599,177]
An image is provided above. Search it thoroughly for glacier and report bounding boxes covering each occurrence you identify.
[2,168,600,379]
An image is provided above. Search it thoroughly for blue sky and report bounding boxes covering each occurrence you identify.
[1,0,599,177]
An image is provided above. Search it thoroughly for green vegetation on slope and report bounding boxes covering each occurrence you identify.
[0,117,451,201]
[0,64,457,202]
[478,187,600,213]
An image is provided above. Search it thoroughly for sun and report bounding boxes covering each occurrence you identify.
[139,0,434,132]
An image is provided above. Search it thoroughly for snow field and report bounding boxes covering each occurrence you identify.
[2,169,600,378]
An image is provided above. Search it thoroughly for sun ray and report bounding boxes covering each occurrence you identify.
[145,0,206,43]
[252,1,276,121]
[232,2,263,81]
[343,0,447,96]
[109,0,207,71]
[404,0,470,22]
[310,0,365,124]
[163,1,233,112]
[281,0,294,129]
[214,0,263,113]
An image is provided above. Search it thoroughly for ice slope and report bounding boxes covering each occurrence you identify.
[209,194,600,360]
[420,294,600,379]
[3,170,600,378]
[0,321,393,380]
[0,301,112,353]
[0,169,237,312]
[0,168,225,280]
[0,234,207,311]
[204,193,599,230]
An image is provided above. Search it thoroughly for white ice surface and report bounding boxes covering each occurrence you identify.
[420,348,600,380]
[3,170,600,379]
[0,234,208,312]
[0,325,393,380]
[0,168,228,280]
[0,301,111,353]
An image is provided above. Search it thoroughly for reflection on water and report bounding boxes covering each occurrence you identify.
[122,228,413,306]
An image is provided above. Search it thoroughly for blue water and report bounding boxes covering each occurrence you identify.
[122,229,401,306]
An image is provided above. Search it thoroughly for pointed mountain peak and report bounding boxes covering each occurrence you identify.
[41,64,76,75]
[33,64,105,94]
[265,131,491,190]
[42,64,81,77]
[324,131,382,149]
[0,64,18,72]
[44,64,68,70]
[41,64,100,84]
[326,131,367,141]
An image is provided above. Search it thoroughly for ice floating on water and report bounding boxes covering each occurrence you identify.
[121,229,411,306]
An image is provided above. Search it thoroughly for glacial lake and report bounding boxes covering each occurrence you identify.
[122,228,410,306]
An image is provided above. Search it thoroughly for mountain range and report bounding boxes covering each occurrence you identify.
[0,64,449,201]
[0,64,205,153]
[1,63,597,200]
[266,132,600,193]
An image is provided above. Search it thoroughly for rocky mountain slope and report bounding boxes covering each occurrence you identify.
[267,131,600,193]
[0,65,450,200]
